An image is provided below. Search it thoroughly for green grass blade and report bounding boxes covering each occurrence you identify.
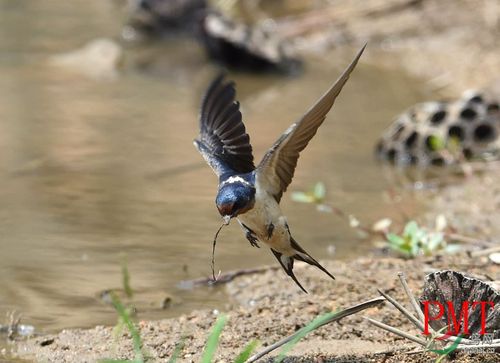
[110,294,144,363]
[275,311,338,363]
[201,315,228,363]
[167,337,186,363]
[234,340,259,363]
[121,257,133,298]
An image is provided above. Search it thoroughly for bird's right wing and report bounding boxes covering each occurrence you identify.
[256,45,365,202]
[194,74,255,177]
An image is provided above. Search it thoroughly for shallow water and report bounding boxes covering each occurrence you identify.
[0,0,427,336]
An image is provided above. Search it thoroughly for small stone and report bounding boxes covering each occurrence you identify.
[161,296,173,309]
[489,252,500,264]
[40,338,55,347]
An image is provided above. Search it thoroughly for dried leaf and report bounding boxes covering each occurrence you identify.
[435,214,447,232]
[349,215,360,228]
[372,218,392,232]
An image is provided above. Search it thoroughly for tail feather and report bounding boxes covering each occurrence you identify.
[270,249,308,293]
[290,237,336,281]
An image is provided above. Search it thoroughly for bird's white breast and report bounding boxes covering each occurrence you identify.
[237,182,293,254]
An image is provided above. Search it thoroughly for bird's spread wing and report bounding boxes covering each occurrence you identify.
[256,45,366,202]
[194,74,255,176]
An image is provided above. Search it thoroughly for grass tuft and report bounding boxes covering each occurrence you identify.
[100,259,144,363]
[99,293,145,363]
[201,315,228,363]
[234,340,259,363]
[121,257,133,299]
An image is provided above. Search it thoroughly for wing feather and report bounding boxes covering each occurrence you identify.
[194,74,255,176]
[257,45,366,202]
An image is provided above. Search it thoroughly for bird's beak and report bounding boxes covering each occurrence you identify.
[222,215,231,225]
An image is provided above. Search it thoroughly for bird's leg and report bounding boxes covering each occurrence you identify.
[241,223,260,248]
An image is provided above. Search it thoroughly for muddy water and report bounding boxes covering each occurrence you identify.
[0,0,426,335]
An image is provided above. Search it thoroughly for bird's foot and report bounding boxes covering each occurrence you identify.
[246,232,260,248]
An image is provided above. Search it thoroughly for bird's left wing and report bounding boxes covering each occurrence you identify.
[256,45,365,202]
[194,74,255,177]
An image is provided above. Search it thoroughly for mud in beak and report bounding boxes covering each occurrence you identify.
[222,215,231,225]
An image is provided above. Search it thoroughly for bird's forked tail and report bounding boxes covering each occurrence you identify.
[271,237,335,293]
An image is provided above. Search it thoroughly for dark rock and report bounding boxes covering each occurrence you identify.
[420,270,500,338]
[125,0,301,72]
[199,11,301,72]
[127,0,207,36]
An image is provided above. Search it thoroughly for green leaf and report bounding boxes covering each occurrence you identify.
[313,182,326,202]
[403,221,419,239]
[201,315,228,363]
[291,182,327,204]
[386,233,405,246]
[290,191,315,204]
[233,340,259,363]
[386,240,412,257]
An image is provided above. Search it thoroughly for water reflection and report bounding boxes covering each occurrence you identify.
[0,0,427,333]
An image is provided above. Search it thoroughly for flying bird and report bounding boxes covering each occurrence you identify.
[194,45,365,292]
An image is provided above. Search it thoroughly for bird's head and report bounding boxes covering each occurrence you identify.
[215,182,255,222]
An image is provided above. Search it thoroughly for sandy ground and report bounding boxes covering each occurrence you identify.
[9,0,500,362]
[13,255,498,362]
[421,168,500,239]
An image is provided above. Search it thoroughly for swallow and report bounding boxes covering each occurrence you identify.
[194,45,365,293]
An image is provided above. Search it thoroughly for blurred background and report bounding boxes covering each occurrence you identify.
[0,0,497,334]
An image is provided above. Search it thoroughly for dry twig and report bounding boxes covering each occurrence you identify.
[178,266,279,288]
